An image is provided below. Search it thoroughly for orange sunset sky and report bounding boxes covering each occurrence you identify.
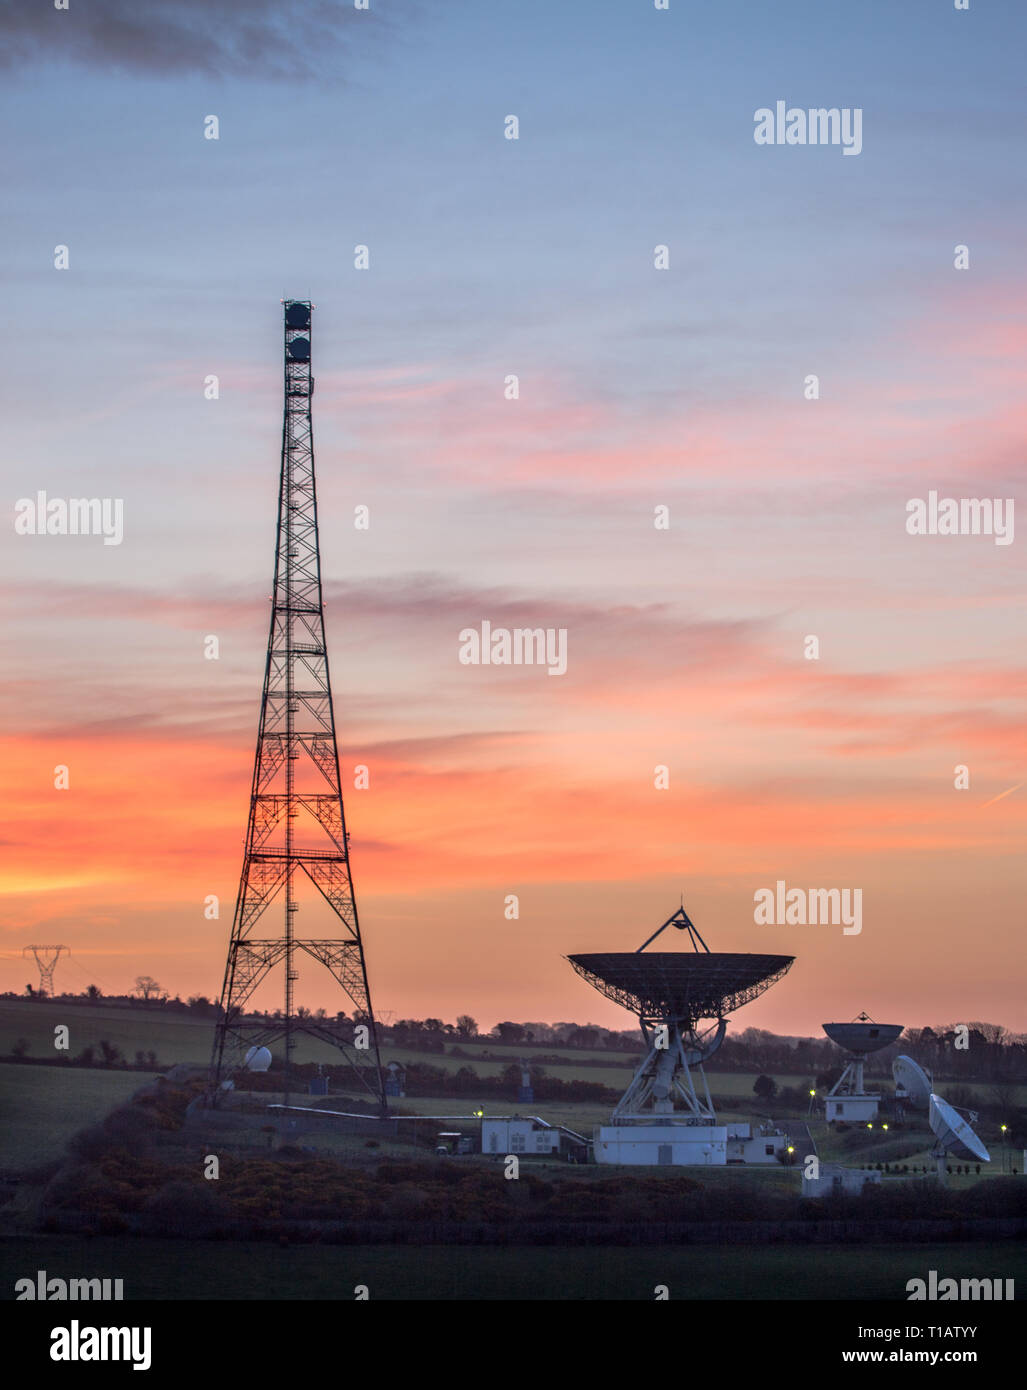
[2,2,1024,1039]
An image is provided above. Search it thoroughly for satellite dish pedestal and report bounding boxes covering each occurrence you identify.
[614,1017,727,1122]
[830,1055,868,1100]
[930,1141,949,1186]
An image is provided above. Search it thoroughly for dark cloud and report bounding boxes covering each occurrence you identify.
[0,0,386,81]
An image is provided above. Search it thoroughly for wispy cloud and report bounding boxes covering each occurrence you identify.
[0,0,388,80]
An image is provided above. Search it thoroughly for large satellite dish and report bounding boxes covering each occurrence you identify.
[893,1055,932,1107]
[929,1093,990,1163]
[284,303,310,329]
[568,905,794,1124]
[570,951,793,1025]
[288,337,311,362]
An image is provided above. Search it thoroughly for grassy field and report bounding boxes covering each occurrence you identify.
[0,1001,639,1074]
[4,1002,1023,1102]
[0,999,815,1089]
[2,1235,1023,1300]
[0,1067,158,1169]
[0,1001,214,1067]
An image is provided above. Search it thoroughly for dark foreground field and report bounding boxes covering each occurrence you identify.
[3,1236,1024,1300]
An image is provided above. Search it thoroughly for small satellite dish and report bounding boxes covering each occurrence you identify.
[823,1018,903,1055]
[929,1093,990,1163]
[284,304,310,329]
[244,1045,272,1073]
[288,337,311,362]
[893,1055,932,1107]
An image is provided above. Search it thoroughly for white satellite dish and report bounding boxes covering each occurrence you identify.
[244,1045,272,1073]
[929,1093,990,1163]
[893,1055,932,1107]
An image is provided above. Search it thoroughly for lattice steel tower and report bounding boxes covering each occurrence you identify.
[210,300,386,1112]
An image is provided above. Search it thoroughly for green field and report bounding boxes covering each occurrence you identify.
[0,1067,157,1169]
[0,999,822,1092]
[2,1236,1023,1300]
[0,1001,214,1067]
[0,1000,642,1081]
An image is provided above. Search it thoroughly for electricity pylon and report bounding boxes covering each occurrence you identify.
[23,944,68,997]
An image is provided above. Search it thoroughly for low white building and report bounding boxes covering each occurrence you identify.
[596,1124,727,1165]
[595,1121,790,1167]
[482,1116,561,1156]
[825,1095,880,1124]
[725,1122,791,1164]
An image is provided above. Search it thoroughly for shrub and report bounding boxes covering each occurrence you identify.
[140,1180,225,1238]
[67,1105,152,1161]
[961,1176,1027,1218]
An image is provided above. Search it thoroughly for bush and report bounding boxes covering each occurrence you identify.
[41,1162,100,1211]
[961,1176,1027,1218]
[67,1124,122,1162]
[775,1085,811,1110]
[67,1105,152,1161]
[140,1180,226,1237]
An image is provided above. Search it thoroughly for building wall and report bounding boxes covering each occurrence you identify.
[826,1096,879,1123]
[728,1133,788,1164]
[801,1167,882,1198]
[595,1125,728,1166]
[482,1119,559,1155]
